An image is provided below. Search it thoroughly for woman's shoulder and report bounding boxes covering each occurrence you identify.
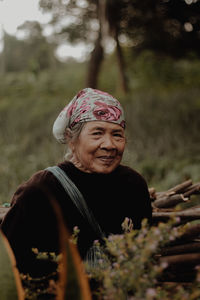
[16,169,52,191]
[11,168,59,206]
[14,161,73,196]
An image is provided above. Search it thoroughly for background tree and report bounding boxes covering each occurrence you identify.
[119,0,200,58]
[39,0,129,92]
[0,21,58,74]
[39,0,200,91]
[39,0,103,88]
[0,33,28,73]
[18,21,58,74]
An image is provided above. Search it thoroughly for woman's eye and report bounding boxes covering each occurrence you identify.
[113,133,123,138]
[92,131,102,135]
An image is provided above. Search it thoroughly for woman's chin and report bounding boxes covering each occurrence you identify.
[91,161,119,174]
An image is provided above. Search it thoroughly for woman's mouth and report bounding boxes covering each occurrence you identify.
[97,156,115,163]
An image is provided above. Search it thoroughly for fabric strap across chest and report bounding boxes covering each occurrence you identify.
[45,166,105,240]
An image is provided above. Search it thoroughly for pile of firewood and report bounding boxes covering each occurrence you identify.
[150,179,200,282]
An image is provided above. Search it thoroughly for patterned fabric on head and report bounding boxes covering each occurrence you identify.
[53,88,126,143]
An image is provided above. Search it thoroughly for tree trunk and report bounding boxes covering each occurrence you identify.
[86,0,104,89]
[86,34,104,89]
[86,0,129,93]
[114,30,129,94]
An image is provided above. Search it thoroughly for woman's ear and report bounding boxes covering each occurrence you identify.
[65,129,74,151]
[64,128,71,140]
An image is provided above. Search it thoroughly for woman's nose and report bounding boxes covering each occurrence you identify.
[101,135,116,149]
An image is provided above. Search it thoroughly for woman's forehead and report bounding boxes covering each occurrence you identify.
[83,121,124,131]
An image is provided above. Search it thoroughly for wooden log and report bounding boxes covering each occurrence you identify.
[155,179,193,199]
[161,241,200,256]
[158,281,194,288]
[175,224,200,243]
[148,187,156,200]
[166,179,193,195]
[152,207,200,222]
[158,269,197,283]
[184,184,200,197]
[160,253,200,268]
[183,183,200,194]
[153,194,189,209]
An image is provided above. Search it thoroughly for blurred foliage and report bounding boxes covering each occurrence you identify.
[20,219,200,299]
[39,0,99,45]
[86,219,200,300]
[116,0,200,58]
[0,50,200,203]
[38,0,200,91]
[0,22,59,74]
[39,0,200,58]
[0,63,86,203]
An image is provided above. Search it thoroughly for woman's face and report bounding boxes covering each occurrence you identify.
[70,121,126,174]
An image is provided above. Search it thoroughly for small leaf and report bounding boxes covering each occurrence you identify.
[47,197,92,300]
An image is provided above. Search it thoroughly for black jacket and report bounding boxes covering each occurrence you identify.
[1,161,152,275]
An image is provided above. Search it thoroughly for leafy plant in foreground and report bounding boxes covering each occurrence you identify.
[0,201,92,300]
[0,231,24,300]
[85,218,200,300]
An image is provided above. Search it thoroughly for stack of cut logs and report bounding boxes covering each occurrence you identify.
[150,179,200,282]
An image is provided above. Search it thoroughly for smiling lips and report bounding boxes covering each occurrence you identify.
[97,156,116,163]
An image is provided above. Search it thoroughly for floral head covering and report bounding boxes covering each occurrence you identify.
[53,88,126,143]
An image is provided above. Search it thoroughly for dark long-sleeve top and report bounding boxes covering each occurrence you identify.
[1,161,152,275]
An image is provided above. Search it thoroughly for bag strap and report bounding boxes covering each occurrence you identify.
[45,166,105,240]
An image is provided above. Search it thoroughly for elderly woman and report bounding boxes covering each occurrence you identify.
[1,88,152,276]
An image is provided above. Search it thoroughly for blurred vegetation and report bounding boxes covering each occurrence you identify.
[86,219,200,300]
[0,48,200,203]
[38,0,200,92]
[0,0,200,203]
[1,22,59,75]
